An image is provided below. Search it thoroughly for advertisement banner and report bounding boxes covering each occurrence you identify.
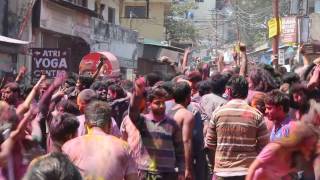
[268,18,279,38]
[281,16,298,44]
[31,48,70,82]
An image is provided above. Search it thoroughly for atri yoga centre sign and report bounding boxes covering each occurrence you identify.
[31,48,70,82]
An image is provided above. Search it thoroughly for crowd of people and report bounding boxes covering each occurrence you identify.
[0,45,320,180]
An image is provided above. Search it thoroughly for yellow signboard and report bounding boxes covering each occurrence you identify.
[268,18,279,38]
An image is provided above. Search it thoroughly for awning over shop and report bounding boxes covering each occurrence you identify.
[0,35,29,54]
[79,51,120,77]
[141,38,184,64]
[0,35,29,45]
[143,38,184,53]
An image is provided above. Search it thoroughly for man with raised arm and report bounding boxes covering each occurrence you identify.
[128,77,185,180]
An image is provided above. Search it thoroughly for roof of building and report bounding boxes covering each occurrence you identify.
[143,38,184,53]
[0,35,29,45]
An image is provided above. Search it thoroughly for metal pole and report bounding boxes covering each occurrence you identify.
[215,10,218,58]
[129,11,133,29]
[146,0,149,18]
[297,16,302,64]
[272,0,280,70]
[236,0,240,43]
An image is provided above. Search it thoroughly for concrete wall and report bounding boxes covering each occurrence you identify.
[87,0,121,25]
[315,0,320,13]
[120,2,167,41]
[91,17,139,70]
[0,0,6,35]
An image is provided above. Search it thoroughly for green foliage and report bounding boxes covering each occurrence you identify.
[165,1,198,42]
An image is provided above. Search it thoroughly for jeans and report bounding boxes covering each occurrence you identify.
[138,170,178,180]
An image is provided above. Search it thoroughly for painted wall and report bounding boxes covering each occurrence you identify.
[120,2,168,41]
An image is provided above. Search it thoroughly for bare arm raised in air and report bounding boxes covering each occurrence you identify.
[0,108,37,166]
[16,75,46,117]
[128,77,145,125]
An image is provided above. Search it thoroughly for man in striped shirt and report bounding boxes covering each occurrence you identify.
[128,77,185,180]
[205,76,269,180]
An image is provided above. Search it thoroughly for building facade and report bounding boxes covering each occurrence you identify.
[0,0,32,81]
[120,0,171,41]
[0,0,140,82]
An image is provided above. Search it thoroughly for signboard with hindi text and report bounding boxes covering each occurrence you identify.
[31,48,70,83]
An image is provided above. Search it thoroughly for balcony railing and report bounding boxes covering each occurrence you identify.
[91,17,138,44]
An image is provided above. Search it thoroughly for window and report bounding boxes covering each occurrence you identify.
[216,0,224,10]
[195,0,204,2]
[108,7,115,24]
[42,33,58,48]
[63,0,87,7]
[125,6,146,18]
[316,0,320,13]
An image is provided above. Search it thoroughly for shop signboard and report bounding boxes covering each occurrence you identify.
[281,16,298,44]
[31,48,70,83]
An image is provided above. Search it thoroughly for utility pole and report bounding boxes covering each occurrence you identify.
[129,11,133,30]
[236,0,240,43]
[215,10,218,58]
[272,0,280,70]
[146,0,150,18]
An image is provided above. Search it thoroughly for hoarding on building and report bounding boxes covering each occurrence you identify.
[31,48,70,82]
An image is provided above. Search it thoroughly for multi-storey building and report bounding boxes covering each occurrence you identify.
[120,0,171,41]
[0,0,140,82]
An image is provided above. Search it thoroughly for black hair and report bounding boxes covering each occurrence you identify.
[160,81,174,97]
[289,83,310,111]
[108,84,127,99]
[259,64,276,77]
[197,80,212,96]
[84,101,111,129]
[187,71,202,83]
[226,75,248,99]
[78,75,94,89]
[171,75,188,83]
[49,113,79,143]
[249,67,278,92]
[3,82,20,94]
[172,81,191,104]
[23,152,82,180]
[302,63,316,81]
[65,78,76,87]
[210,72,231,96]
[90,80,109,91]
[147,87,168,102]
[289,83,310,98]
[163,72,177,81]
[146,72,162,87]
[282,72,300,85]
[56,99,80,116]
[265,89,290,113]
